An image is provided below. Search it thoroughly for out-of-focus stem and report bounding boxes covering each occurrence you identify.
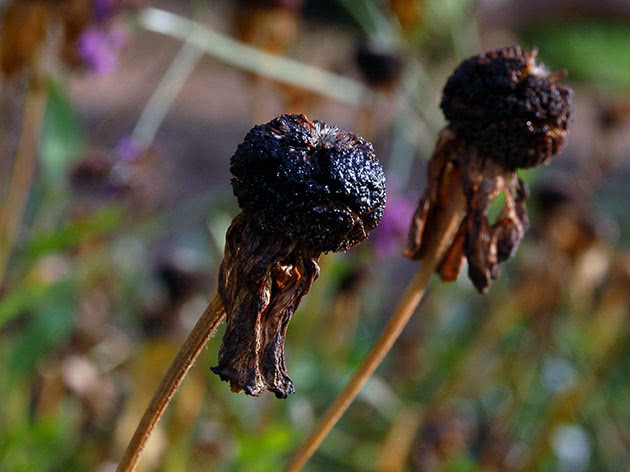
[0,74,48,285]
[524,284,629,470]
[137,8,370,106]
[285,189,467,472]
[131,36,203,151]
[376,405,423,472]
[428,298,521,407]
[116,295,225,472]
[371,298,521,469]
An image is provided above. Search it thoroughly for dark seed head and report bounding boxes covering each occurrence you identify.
[356,38,404,88]
[440,45,573,170]
[230,114,386,253]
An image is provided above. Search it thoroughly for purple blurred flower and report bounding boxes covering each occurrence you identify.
[77,26,126,76]
[116,135,142,161]
[92,0,118,23]
[371,180,416,259]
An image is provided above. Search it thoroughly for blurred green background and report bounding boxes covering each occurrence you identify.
[1,0,629,471]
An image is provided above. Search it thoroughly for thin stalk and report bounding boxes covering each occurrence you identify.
[136,8,370,106]
[131,36,203,151]
[285,189,467,472]
[0,74,47,285]
[116,294,226,472]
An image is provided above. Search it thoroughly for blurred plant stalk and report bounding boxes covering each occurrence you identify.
[373,297,523,471]
[0,73,47,285]
[130,36,203,154]
[524,277,629,470]
[137,7,370,106]
[285,187,466,472]
[116,294,225,472]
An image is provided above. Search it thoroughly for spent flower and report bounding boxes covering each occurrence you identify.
[211,114,386,398]
[406,46,573,292]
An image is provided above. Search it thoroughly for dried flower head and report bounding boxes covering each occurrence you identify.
[212,114,386,397]
[356,39,404,89]
[532,178,617,259]
[406,46,573,292]
[441,46,572,170]
[234,0,302,56]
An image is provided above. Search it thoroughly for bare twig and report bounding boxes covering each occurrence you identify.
[285,188,466,472]
[116,295,226,472]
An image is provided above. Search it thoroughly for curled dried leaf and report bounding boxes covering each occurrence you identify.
[212,213,320,398]
[406,130,529,293]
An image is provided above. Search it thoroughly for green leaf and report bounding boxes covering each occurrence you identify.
[9,283,76,380]
[445,455,479,472]
[40,80,85,185]
[0,414,79,472]
[235,425,293,472]
[22,205,123,263]
[521,20,630,90]
[0,282,50,331]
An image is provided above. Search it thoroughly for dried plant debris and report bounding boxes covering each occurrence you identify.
[406,46,573,293]
[212,114,386,397]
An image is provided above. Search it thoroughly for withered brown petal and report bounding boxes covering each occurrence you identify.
[462,156,505,293]
[212,213,319,398]
[406,130,532,293]
[405,128,462,260]
[494,177,529,263]
[438,223,466,282]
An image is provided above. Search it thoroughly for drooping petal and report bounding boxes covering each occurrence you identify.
[212,213,319,398]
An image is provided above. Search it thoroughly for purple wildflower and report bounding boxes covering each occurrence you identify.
[92,0,119,23]
[116,135,142,161]
[371,178,416,259]
[77,26,126,76]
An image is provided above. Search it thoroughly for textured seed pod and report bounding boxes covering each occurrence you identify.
[440,45,573,170]
[231,113,386,253]
[214,114,386,398]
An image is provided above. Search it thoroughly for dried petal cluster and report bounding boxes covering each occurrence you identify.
[213,114,386,397]
[407,46,573,292]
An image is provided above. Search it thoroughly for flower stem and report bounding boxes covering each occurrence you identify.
[0,74,47,285]
[285,189,466,472]
[116,294,225,472]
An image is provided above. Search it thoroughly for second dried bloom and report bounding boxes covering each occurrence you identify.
[406,46,573,292]
[212,114,386,398]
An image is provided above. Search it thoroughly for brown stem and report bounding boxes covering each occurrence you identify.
[116,294,226,472]
[0,74,48,284]
[285,189,466,472]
